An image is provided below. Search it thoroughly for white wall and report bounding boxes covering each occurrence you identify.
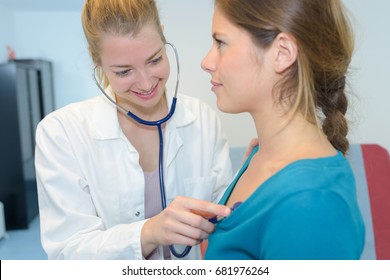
[13,11,96,108]
[0,4,15,61]
[342,0,390,150]
[3,0,389,151]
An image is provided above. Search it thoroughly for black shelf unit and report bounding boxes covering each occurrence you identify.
[0,59,55,229]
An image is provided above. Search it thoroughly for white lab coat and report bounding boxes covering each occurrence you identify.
[35,89,232,260]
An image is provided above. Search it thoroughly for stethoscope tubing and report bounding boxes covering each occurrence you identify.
[93,42,191,258]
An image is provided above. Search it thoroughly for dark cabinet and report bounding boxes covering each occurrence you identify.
[0,59,55,229]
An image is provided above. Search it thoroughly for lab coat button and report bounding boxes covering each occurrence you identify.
[135,211,140,217]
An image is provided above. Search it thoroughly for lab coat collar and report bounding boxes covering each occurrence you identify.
[91,86,196,140]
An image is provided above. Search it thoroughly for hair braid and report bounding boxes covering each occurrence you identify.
[318,76,349,155]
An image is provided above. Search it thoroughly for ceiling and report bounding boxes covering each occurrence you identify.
[0,0,83,11]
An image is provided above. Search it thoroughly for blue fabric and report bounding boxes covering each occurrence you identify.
[205,146,365,260]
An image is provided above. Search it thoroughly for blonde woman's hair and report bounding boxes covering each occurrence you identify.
[81,0,166,87]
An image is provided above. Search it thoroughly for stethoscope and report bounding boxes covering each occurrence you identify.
[93,42,191,258]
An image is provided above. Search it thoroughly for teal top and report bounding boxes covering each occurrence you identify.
[205,146,365,260]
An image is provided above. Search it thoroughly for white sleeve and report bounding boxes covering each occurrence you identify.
[35,116,145,259]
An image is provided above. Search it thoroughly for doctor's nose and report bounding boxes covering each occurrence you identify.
[134,70,154,92]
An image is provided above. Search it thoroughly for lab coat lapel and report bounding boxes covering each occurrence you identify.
[164,93,196,169]
[91,87,126,140]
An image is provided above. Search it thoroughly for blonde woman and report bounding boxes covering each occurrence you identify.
[35,0,232,260]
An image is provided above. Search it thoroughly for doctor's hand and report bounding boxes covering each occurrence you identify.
[141,196,231,257]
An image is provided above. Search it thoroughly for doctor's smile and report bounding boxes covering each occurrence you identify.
[131,83,159,99]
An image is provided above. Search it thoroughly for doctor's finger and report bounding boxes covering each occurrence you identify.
[163,203,216,234]
[174,196,231,218]
[165,219,211,245]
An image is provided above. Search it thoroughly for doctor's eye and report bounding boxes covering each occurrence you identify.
[149,55,163,65]
[114,69,131,77]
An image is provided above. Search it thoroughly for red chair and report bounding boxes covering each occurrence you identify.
[348,144,390,259]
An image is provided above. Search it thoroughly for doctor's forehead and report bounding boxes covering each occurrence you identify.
[99,29,164,65]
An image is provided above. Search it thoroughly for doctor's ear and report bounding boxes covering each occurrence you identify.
[273,32,298,74]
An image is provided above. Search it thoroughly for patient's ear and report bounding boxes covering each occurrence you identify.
[273,32,298,73]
